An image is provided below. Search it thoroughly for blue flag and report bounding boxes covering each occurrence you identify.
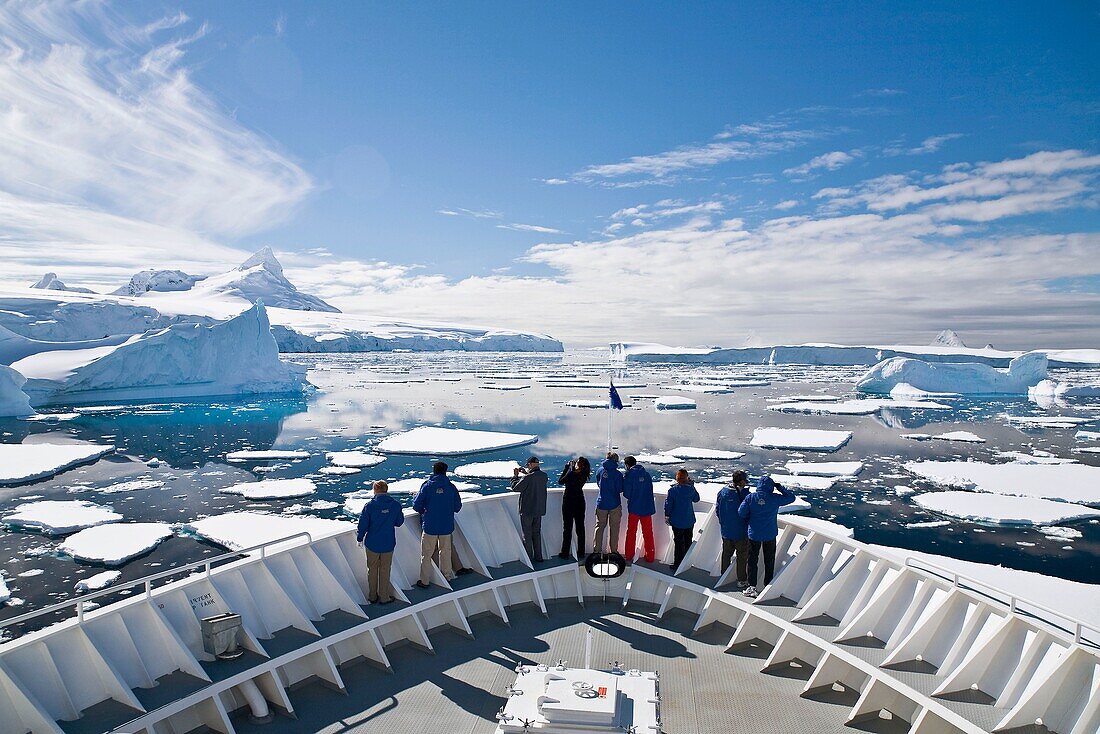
[609,380,624,410]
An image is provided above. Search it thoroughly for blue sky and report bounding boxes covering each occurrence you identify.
[0,1,1097,346]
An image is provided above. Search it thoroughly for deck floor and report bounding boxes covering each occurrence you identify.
[230,599,863,734]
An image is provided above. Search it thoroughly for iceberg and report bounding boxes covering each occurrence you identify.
[75,570,122,593]
[905,460,1100,505]
[3,500,122,534]
[856,352,1048,395]
[219,478,317,500]
[186,511,349,551]
[784,460,863,477]
[1028,379,1100,402]
[11,303,307,405]
[665,446,745,460]
[0,364,33,417]
[326,451,386,468]
[750,428,852,452]
[611,338,1100,369]
[913,491,1100,526]
[0,442,115,485]
[60,522,174,565]
[376,426,538,456]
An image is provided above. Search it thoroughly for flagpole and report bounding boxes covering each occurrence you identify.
[607,398,613,452]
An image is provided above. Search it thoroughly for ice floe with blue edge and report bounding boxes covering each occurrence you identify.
[0,441,115,485]
[60,522,174,565]
[3,500,122,534]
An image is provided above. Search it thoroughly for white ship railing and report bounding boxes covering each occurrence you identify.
[0,531,314,630]
[903,555,1097,646]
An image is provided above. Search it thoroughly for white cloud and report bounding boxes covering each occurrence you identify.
[885,133,964,156]
[560,122,819,185]
[436,207,503,219]
[784,150,858,178]
[294,149,1100,348]
[0,1,311,284]
[496,223,563,234]
[774,199,800,210]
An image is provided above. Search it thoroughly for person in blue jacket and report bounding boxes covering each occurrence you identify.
[412,461,463,588]
[663,468,700,571]
[622,456,656,563]
[356,480,405,604]
[592,453,624,556]
[714,469,752,588]
[737,474,796,597]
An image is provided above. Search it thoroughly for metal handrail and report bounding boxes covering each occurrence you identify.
[0,531,314,631]
[904,555,1097,646]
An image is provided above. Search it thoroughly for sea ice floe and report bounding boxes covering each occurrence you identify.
[226,449,311,461]
[453,460,522,479]
[784,460,864,477]
[76,570,122,593]
[665,446,746,460]
[905,460,1100,504]
[1003,415,1091,429]
[317,466,361,475]
[96,478,165,494]
[478,383,530,391]
[1038,526,1083,540]
[633,453,684,466]
[219,478,317,500]
[904,520,952,529]
[0,576,10,605]
[186,511,350,551]
[913,491,1100,526]
[901,433,932,441]
[1076,430,1100,441]
[326,451,386,468]
[0,442,115,485]
[768,398,950,416]
[3,500,122,534]
[931,431,985,443]
[60,522,174,565]
[654,397,696,410]
[994,451,1076,465]
[750,428,852,452]
[783,516,854,537]
[564,399,612,409]
[768,474,839,490]
[376,426,538,456]
[663,384,733,394]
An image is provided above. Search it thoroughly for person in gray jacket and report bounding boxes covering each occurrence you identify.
[511,455,548,563]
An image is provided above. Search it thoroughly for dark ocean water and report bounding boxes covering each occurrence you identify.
[1,351,1097,635]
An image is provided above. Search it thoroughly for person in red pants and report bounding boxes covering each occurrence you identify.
[622,455,656,563]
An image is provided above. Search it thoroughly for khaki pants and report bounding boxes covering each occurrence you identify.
[593,506,622,554]
[420,533,453,584]
[365,549,394,603]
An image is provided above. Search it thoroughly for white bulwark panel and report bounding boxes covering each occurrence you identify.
[0,490,1097,734]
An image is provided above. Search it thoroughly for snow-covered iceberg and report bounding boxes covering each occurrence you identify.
[610,339,1100,369]
[856,352,1048,395]
[11,303,307,405]
[31,272,94,294]
[0,364,33,417]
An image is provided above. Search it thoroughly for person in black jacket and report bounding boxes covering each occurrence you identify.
[558,456,591,559]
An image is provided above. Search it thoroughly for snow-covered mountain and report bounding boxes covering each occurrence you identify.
[0,248,563,358]
[930,329,967,348]
[30,273,94,294]
[189,247,340,313]
[112,269,204,296]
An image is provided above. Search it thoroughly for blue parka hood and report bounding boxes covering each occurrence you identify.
[594,459,624,510]
[412,473,463,535]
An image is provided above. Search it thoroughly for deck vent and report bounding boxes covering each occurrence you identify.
[201,612,245,660]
